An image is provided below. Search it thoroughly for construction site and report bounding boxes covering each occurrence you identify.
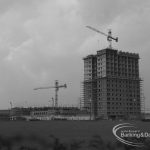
[80,26,145,120]
[0,26,147,121]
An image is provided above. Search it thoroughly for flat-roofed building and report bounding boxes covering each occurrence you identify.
[83,48,141,119]
[0,110,10,120]
[30,107,90,120]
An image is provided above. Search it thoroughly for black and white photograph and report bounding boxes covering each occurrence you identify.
[0,0,150,149]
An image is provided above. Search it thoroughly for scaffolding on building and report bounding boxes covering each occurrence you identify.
[79,82,85,110]
[140,78,145,114]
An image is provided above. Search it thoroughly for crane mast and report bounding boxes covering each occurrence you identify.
[86,26,118,49]
[34,80,67,107]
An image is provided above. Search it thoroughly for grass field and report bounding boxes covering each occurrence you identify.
[0,120,150,142]
[0,120,150,149]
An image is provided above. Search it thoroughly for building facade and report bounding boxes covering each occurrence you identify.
[0,110,10,120]
[7,107,90,121]
[30,107,90,120]
[83,48,141,119]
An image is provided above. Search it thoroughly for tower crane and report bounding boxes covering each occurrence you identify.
[10,101,13,109]
[86,26,118,49]
[34,80,67,107]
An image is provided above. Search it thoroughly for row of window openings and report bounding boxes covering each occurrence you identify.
[99,95,140,98]
[85,65,138,69]
[106,67,138,71]
[107,102,140,105]
[107,112,123,115]
[107,112,139,115]
[99,84,139,88]
[85,68,138,72]
[33,112,48,115]
[85,68,138,74]
[98,72,105,75]
[98,98,140,102]
[106,56,138,61]
[106,71,139,75]
[98,106,140,111]
[107,71,138,75]
[99,93,139,97]
[98,67,105,70]
[106,63,138,68]
[106,72,138,75]
[97,62,105,65]
[107,107,140,111]
[85,74,139,78]
[85,57,138,62]
[98,91,140,95]
[98,88,139,91]
[106,88,139,91]
[98,85,139,88]
[104,70,139,77]
[98,98,140,101]
[85,64,138,68]
[106,60,138,64]
[99,80,139,83]
[120,92,139,94]
[98,86,139,89]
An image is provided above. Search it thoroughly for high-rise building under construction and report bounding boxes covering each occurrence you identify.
[83,48,141,119]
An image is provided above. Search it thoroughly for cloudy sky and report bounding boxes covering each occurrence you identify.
[0,0,150,110]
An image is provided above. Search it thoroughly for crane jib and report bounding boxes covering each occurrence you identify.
[86,25,118,48]
[34,81,67,107]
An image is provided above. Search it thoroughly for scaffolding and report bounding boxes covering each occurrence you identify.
[140,78,145,114]
[79,82,85,110]
[82,80,92,112]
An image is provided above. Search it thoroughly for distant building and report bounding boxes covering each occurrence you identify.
[10,107,31,120]
[0,110,10,120]
[30,107,90,120]
[0,106,90,121]
[83,48,141,119]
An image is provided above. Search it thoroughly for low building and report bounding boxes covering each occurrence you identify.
[10,107,31,120]
[7,106,91,121]
[0,110,10,120]
[30,107,91,120]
